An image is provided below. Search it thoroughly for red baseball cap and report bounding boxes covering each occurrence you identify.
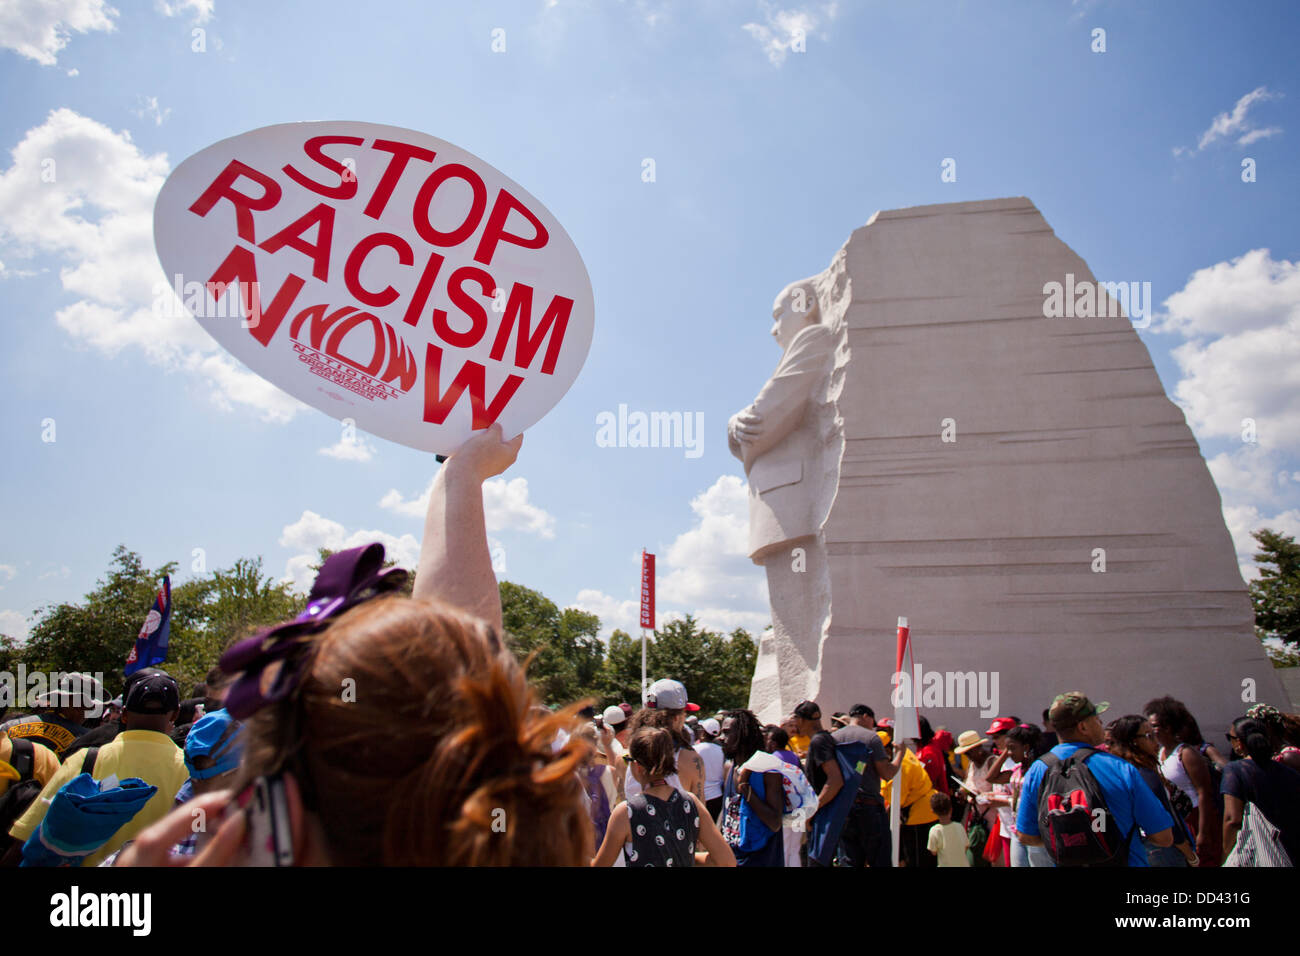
[985,717,1017,736]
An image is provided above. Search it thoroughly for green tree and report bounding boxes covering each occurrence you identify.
[167,556,303,691]
[593,617,758,714]
[1250,528,1300,652]
[598,629,645,704]
[16,547,304,699]
[499,581,604,707]
[20,547,179,698]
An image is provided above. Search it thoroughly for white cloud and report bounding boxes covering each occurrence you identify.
[484,477,556,538]
[1207,445,1295,505]
[154,0,213,23]
[571,475,769,639]
[569,588,643,637]
[132,95,171,126]
[1157,250,1300,443]
[1157,248,1300,585]
[0,565,15,582]
[36,565,70,581]
[0,609,29,639]
[277,510,420,593]
[190,353,304,422]
[0,0,117,66]
[379,475,556,538]
[660,475,766,611]
[319,433,377,462]
[0,109,306,423]
[1177,86,1284,155]
[1237,126,1282,147]
[741,1,838,66]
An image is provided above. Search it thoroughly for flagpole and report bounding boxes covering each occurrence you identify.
[891,615,912,868]
[641,627,647,706]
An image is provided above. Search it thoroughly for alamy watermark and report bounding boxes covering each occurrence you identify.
[595,404,704,459]
[152,275,263,326]
[890,665,1000,718]
[0,667,108,719]
[1042,274,1151,328]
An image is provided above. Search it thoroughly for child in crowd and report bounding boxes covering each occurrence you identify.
[926,791,969,867]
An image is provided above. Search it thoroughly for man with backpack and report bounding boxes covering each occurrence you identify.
[834,705,902,867]
[1016,692,1174,866]
[3,671,188,867]
[796,699,880,866]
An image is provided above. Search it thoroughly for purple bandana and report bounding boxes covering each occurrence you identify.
[219,543,408,718]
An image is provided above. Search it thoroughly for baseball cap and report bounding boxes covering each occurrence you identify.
[1049,692,1110,729]
[701,717,720,736]
[793,700,821,720]
[601,705,628,727]
[985,717,1017,736]
[184,709,245,780]
[618,702,634,722]
[124,671,181,715]
[646,679,699,712]
[123,667,165,695]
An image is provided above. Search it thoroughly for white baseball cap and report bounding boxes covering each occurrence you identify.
[701,717,721,736]
[601,705,627,726]
[646,678,699,712]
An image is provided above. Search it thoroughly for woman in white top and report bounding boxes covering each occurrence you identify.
[693,718,726,821]
[1146,695,1222,866]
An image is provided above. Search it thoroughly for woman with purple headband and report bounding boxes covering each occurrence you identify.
[117,424,594,867]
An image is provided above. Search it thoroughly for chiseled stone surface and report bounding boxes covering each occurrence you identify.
[747,197,1284,735]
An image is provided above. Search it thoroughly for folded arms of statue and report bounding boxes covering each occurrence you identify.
[728,324,835,469]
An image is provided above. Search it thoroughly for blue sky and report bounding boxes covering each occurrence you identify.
[1,0,1297,645]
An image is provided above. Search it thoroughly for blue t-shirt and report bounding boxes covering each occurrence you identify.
[1016,743,1173,866]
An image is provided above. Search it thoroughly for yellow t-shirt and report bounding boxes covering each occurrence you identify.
[789,734,811,758]
[10,730,188,867]
[0,735,61,796]
[927,821,970,867]
[881,749,938,826]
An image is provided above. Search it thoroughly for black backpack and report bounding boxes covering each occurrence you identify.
[6,738,35,781]
[0,739,42,839]
[1035,747,1134,866]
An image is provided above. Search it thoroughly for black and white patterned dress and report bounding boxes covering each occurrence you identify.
[622,789,699,867]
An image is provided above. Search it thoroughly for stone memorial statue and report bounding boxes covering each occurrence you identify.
[733,197,1286,733]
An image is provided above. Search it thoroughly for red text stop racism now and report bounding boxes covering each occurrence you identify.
[186,134,573,428]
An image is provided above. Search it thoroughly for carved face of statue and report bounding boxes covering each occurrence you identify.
[770,282,815,351]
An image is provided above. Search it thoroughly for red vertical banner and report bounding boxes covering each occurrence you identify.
[894,615,910,676]
[640,551,655,629]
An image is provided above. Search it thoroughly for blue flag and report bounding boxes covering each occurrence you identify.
[125,575,171,676]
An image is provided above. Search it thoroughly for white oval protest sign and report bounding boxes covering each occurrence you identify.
[154,121,594,455]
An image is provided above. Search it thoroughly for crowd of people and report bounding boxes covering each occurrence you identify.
[2,424,1299,868]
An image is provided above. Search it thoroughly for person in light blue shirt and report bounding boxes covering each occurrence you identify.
[1016,692,1174,866]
